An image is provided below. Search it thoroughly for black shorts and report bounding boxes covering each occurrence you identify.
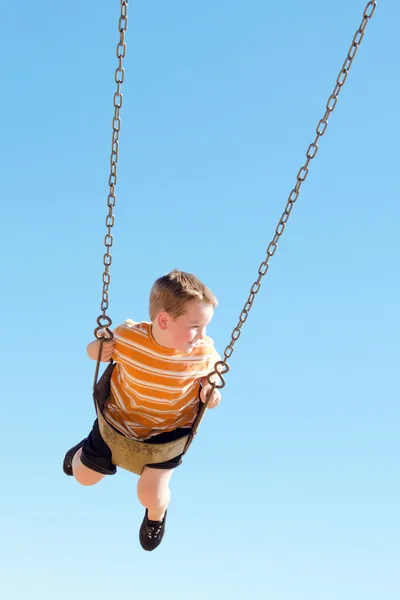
[80,419,190,475]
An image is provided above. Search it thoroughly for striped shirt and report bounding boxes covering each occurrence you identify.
[103,320,220,440]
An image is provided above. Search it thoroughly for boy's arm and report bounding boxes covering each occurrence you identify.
[87,334,115,362]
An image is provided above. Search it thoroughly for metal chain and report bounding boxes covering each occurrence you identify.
[94,0,129,341]
[206,0,377,391]
[89,0,376,399]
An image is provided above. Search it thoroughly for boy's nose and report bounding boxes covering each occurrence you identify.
[197,327,206,339]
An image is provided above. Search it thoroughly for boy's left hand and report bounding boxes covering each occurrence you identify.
[200,384,221,409]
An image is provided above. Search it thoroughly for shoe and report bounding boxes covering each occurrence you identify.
[139,509,167,551]
[63,439,86,476]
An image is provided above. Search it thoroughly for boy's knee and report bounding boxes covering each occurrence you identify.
[72,451,105,486]
[73,473,103,486]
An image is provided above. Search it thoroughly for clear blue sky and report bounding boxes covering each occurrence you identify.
[1,2,399,599]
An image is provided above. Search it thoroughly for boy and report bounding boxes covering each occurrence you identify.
[63,270,221,551]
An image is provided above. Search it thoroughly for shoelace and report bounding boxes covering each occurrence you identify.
[147,523,163,539]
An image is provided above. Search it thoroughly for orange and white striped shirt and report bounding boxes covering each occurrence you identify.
[103,320,220,440]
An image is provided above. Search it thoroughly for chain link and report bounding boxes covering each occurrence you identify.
[207,1,377,390]
[94,1,129,340]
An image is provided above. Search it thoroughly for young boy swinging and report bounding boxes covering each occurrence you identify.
[63,270,221,551]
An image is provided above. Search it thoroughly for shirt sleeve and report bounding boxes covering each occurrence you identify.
[110,320,137,363]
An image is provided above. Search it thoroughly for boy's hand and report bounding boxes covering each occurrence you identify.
[200,384,221,409]
[99,340,115,361]
[87,335,116,361]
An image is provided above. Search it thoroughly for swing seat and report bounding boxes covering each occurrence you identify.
[97,409,190,475]
[94,362,202,475]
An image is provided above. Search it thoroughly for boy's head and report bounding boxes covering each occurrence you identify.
[149,270,218,352]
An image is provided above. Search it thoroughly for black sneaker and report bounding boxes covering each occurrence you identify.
[63,439,86,476]
[139,509,167,551]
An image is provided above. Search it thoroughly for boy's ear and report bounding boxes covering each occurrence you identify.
[157,311,169,330]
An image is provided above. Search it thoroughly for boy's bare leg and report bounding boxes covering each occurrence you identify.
[72,448,105,486]
[137,467,173,521]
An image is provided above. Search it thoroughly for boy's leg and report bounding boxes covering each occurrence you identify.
[63,419,117,485]
[137,466,174,521]
[72,447,106,486]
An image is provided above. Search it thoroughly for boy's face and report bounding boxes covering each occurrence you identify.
[167,300,214,353]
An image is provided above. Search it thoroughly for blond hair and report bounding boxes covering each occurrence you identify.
[149,269,218,321]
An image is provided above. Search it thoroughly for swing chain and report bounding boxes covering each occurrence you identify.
[206,0,377,391]
[94,0,129,341]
